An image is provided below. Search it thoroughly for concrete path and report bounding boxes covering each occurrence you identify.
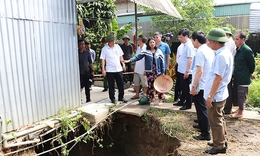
[80,86,260,123]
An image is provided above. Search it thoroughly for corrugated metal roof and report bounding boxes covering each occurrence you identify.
[213,4,251,16]
[0,0,80,132]
[130,0,182,19]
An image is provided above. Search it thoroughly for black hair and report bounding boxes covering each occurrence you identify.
[236,30,246,40]
[78,38,85,43]
[85,41,90,45]
[146,38,157,50]
[191,31,206,44]
[178,28,190,38]
[138,35,147,43]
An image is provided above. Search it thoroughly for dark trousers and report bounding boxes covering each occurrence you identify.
[193,90,210,136]
[124,63,133,83]
[224,78,234,114]
[107,72,124,101]
[80,74,91,101]
[103,76,108,89]
[174,65,182,101]
[179,73,192,108]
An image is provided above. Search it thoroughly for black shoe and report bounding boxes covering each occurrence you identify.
[102,88,108,92]
[205,147,226,154]
[179,106,191,110]
[193,135,211,141]
[207,141,228,148]
[119,98,127,103]
[111,99,116,103]
[173,101,184,106]
[86,99,91,103]
[193,124,200,129]
[194,119,199,123]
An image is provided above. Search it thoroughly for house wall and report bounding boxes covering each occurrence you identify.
[0,0,80,132]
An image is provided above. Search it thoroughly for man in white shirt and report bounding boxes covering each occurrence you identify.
[190,31,214,141]
[222,27,236,114]
[100,34,127,103]
[131,35,148,99]
[177,28,195,110]
[173,43,183,103]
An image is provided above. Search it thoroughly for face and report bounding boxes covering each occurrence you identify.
[207,40,217,50]
[108,40,115,47]
[154,34,161,43]
[85,44,91,49]
[149,39,156,49]
[191,39,198,48]
[234,34,244,47]
[78,41,85,50]
[123,38,129,44]
[178,34,187,43]
[137,37,142,45]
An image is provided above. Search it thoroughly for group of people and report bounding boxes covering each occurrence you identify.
[78,27,255,155]
[173,27,255,154]
[99,32,171,104]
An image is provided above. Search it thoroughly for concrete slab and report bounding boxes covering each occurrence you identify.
[81,86,260,123]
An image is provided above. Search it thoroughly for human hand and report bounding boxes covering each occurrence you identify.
[102,70,106,77]
[124,60,130,63]
[206,98,213,108]
[251,74,255,80]
[183,72,188,79]
[166,67,169,73]
[190,87,198,96]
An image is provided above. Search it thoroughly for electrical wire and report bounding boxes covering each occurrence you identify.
[35,99,138,156]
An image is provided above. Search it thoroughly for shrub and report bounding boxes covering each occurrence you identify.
[248,79,260,108]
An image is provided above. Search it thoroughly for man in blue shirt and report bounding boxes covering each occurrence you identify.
[154,32,171,73]
[204,28,233,155]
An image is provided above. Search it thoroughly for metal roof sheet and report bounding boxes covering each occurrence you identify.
[130,0,182,19]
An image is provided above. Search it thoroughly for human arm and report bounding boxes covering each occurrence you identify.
[90,63,94,75]
[206,74,223,108]
[166,54,170,73]
[120,55,126,71]
[101,59,106,76]
[184,57,192,79]
[190,66,203,95]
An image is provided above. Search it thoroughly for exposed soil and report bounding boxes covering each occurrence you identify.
[70,113,181,156]
[2,109,260,156]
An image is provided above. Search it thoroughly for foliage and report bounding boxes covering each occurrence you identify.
[141,0,227,40]
[248,58,260,108]
[76,0,117,73]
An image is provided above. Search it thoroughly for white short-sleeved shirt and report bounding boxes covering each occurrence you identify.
[100,44,124,72]
[177,40,195,74]
[203,46,233,102]
[176,43,184,63]
[192,44,215,90]
[225,38,236,57]
[134,44,147,74]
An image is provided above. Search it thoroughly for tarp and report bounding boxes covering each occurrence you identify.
[131,0,182,19]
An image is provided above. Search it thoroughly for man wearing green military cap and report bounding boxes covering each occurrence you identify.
[100,33,127,103]
[203,28,233,154]
[222,27,236,114]
[121,34,134,84]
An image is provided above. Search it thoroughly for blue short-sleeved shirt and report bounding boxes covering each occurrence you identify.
[177,40,195,74]
[158,42,171,69]
[203,46,233,102]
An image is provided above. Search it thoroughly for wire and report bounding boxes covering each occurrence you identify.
[35,99,138,156]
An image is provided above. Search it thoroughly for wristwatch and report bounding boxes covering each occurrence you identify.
[208,95,213,99]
